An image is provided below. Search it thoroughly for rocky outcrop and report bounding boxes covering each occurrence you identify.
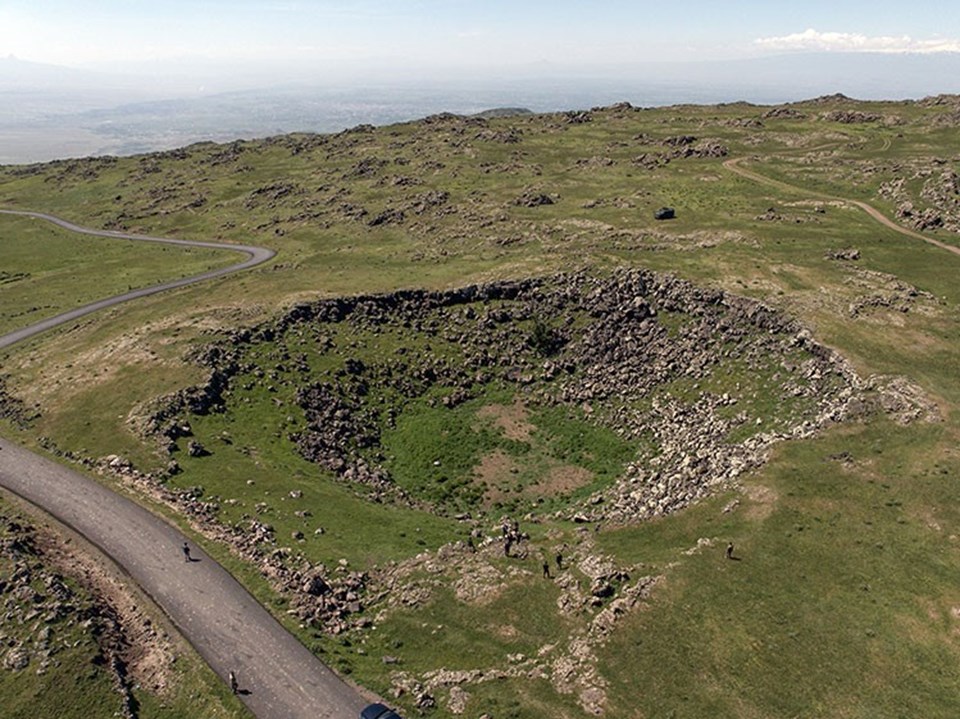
[0,510,172,717]
[821,110,881,124]
[825,248,861,261]
[878,160,960,234]
[632,138,728,169]
[762,107,807,120]
[374,526,660,716]
[514,190,557,207]
[0,377,38,427]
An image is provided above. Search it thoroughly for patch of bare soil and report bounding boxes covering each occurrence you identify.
[476,399,535,441]
[8,314,195,408]
[492,623,519,639]
[527,464,594,497]
[740,483,778,521]
[453,560,515,605]
[475,450,520,506]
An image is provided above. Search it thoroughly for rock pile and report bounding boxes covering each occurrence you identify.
[0,377,38,427]
[879,161,960,234]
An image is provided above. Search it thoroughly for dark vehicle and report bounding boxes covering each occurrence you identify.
[361,703,403,719]
[654,206,676,220]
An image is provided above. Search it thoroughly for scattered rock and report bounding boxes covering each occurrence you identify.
[514,191,556,208]
[825,248,861,261]
[186,440,208,457]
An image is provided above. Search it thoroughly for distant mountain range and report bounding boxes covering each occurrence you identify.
[1,52,959,164]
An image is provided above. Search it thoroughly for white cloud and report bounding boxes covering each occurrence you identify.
[755,28,960,54]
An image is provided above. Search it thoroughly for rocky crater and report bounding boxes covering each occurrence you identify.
[148,269,860,522]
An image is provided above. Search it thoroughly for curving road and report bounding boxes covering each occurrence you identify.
[0,209,277,350]
[0,210,366,718]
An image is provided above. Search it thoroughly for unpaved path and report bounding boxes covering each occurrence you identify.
[0,210,365,718]
[723,158,960,259]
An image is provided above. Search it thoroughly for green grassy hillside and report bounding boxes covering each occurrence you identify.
[2,95,960,717]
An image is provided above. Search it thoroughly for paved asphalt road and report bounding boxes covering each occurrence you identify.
[0,209,277,351]
[0,210,367,718]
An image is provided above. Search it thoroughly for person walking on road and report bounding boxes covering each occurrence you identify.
[229,670,238,694]
[182,542,192,563]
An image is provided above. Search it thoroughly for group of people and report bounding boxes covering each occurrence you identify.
[501,517,524,557]
[498,517,570,579]
[542,548,564,579]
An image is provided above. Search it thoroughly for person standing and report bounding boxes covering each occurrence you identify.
[182,542,192,562]
[229,670,238,695]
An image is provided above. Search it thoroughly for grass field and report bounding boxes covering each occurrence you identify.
[0,213,238,336]
[1,95,960,717]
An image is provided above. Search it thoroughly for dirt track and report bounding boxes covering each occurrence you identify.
[723,158,960,259]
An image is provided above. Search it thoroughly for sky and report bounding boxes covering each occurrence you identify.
[2,0,959,75]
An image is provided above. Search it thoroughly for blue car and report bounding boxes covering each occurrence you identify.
[361,703,403,719]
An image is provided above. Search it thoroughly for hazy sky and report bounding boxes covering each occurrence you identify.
[2,0,959,71]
